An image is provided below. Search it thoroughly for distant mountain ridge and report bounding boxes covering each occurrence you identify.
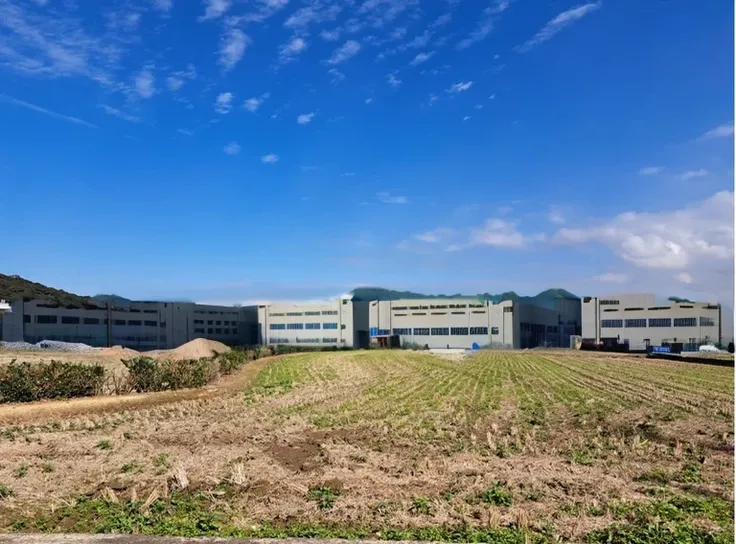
[350,287,580,303]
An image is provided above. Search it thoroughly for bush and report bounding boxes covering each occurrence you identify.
[217,350,249,375]
[123,357,217,393]
[0,360,105,403]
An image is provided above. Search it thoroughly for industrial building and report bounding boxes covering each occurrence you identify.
[581,294,722,351]
[368,297,581,349]
[256,295,370,348]
[1,299,258,350]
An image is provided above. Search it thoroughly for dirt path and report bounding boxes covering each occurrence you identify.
[0,355,284,426]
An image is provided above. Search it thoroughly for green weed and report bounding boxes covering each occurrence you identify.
[307,486,340,510]
[12,464,28,479]
[96,439,112,450]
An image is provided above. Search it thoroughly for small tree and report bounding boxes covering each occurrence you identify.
[728,342,734,354]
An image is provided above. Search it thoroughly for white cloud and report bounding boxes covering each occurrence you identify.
[638,166,664,176]
[199,0,231,21]
[517,2,602,53]
[547,208,565,224]
[218,28,249,71]
[327,40,361,64]
[676,272,693,284]
[285,2,342,30]
[463,115,471,121]
[214,92,234,114]
[224,141,241,155]
[378,191,408,204]
[166,64,196,92]
[243,94,268,112]
[431,12,452,27]
[553,191,734,297]
[594,273,628,284]
[457,0,511,50]
[320,29,341,41]
[489,93,496,99]
[134,67,155,98]
[297,112,315,124]
[677,169,708,181]
[470,218,529,248]
[386,71,401,87]
[261,153,279,164]
[177,128,194,136]
[151,0,173,12]
[698,122,734,140]
[415,228,452,243]
[447,81,473,93]
[410,51,434,66]
[99,104,141,123]
[328,68,345,84]
[0,94,96,128]
[474,104,484,110]
[279,36,308,61]
[365,97,373,104]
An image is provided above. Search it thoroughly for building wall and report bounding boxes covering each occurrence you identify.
[257,297,367,348]
[2,299,258,350]
[580,294,722,350]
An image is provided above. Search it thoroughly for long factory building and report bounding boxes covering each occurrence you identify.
[0,292,727,352]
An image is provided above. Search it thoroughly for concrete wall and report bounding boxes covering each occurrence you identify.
[2,299,258,350]
[257,297,368,348]
[580,294,722,350]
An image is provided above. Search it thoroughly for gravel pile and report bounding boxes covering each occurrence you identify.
[0,340,96,352]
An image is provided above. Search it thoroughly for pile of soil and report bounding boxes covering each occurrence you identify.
[97,346,140,357]
[165,338,231,360]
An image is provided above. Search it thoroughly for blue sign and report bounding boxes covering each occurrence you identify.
[471,342,479,351]
[652,346,671,353]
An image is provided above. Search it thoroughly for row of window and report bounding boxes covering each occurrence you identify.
[193,319,237,326]
[194,328,238,335]
[194,310,239,316]
[269,337,340,344]
[268,310,338,317]
[269,323,342,330]
[390,326,499,336]
[29,315,166,327]
[602,317,716,328]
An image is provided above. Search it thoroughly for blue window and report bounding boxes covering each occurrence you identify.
[601,319,623,328]
[286,323,304,330]
[431,327,449,335]
[269,323,286,330]
[323,323,338,330]
[700,317,715,327]
[649,318,672,328]
[674,318,696,327]
[625,319,647,328]
[305,323,321,330]
[451,327,468,335]
[412,328,429,335]
[470,327,488,335]
[322,337,338,343]
[392,328,411,335]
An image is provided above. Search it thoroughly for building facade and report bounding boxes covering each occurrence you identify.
[257,296,370,348]
[1,299,258,349]
[368,298,581,349]
[581,294,722,351]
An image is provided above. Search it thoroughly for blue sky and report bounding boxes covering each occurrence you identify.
[1,0,733,305]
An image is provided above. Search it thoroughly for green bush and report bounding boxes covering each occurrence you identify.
[217,351,249,375]
[123,357,217,393]
[0,360,105,403]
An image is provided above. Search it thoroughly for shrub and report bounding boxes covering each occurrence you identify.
[217,351,248,375]
[123,357,217,393]
[0,360,105,403]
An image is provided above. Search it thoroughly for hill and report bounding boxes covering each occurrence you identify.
[91,294,134,306]
[0,273,101,308]
[350,286,580,303]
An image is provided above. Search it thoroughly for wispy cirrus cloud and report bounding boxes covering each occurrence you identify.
[198,0,231,21]
[457,0,511,50]
[261,153,279,164]
[447,81,473,93]
[410,51,434,66]
[638,166,664,176]
[677,169,708,181]
[151,0,173,12]
[0,94,96,128]
[327,40,360,64]
[214,91,234,114]
[166,64,196,92]
[243,92,269,112]
[224,141,241,155]
[99,104,141,123]
[517,2,602,53]
[218,27,249,71]
[297,112,315,124]
[285,1,342,31]
[697,122,734,141]
[386,71,402,87]
[279,36,308,62]
[134,66,155,98]
[377,191,408,204]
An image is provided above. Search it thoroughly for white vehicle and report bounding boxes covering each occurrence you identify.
[698,344,722,353]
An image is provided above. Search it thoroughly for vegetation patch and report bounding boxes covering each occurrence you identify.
[0,360,105,403]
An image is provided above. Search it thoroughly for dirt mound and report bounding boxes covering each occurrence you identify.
[166,338,231,360]
[97,345,139,357]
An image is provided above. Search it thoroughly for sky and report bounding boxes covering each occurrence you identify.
[0,0,734,306]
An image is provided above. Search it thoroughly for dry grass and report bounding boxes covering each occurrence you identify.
[0,350,731,541]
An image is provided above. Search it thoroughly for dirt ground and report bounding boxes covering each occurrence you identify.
[0,350,731,542]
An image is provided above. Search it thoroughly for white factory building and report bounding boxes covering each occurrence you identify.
[1,299,258,350]
[581,294,723,351]
[256,295,370,348]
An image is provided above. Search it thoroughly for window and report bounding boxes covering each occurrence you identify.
[601,319,623,328]
[305,311,321,316]
[160,322,166,328]
[674,317,696,327]
[503,307,513,313]
[600,299,619,305]
[207,320,213,325]
[269,323,286,330]
[376,329,389,336]
[128,320,142,326]
[392,306,408,310]
[648,306,670,311]
[114,319,126,326]
[287,323,304,330]
[472,310,486,315]
[431,327,449,335]
[341,324,346,329]
[323,323,338,330]
[451,327,469,335]
[36,315,58,324]
[322,337,338,343]
[61,316,80,325]
[270,337,289,344]
[624,307,644,311]
[322,310,338,315]
[296,338,320,344]
[194,328,205,334]
[305,323,321,330]
[23,314,31,323]
[491,327,499,335]
[144,309,157,314]
[451,311,466,315]
[208,328,213,334]
[223,329,230,335]
[413,328,430,335]
[233,329,238,335]
[144,320,157,327]
[546,325,558,333]
[216,321,221,325]
[412,312,427,316]
[83,317,100,325]
[215,328,222,334]
[269,313,285,317]
[700,317,715,327]
[470,327,488,335]
[392,328,411,335]
[394,313,407,316]
[625,319,647,328]
[431,312,447,315]
[286,312,303,317]
[649,318,672,328]
[194,319,204,325]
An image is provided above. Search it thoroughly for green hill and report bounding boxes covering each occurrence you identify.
[0,273,102,308]
[350,287,579,303]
